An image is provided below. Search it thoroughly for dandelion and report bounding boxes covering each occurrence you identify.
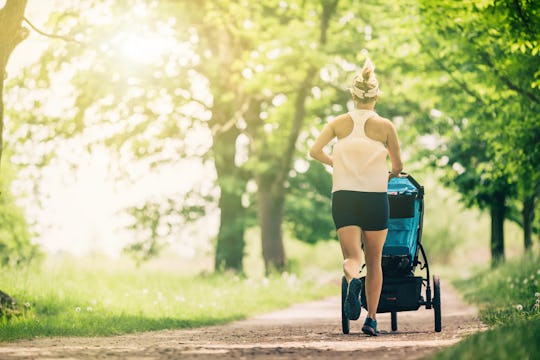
[536,292,540,298]
[523,278,528,284]
[537,269,540,275]
[86,307,93,312]
[516,304,523,311]
[75,307,81,312]
[531,275,535,280]
[24,302,31,308]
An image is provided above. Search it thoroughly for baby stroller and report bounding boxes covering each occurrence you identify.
[341,174,442,333]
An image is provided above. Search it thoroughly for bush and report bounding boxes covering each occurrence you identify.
[0,176,42,267]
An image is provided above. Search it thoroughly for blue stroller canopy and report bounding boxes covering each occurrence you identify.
[383,177,422,260]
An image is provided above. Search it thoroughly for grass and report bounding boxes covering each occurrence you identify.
[432,252,540,359]
[0,238,340,342]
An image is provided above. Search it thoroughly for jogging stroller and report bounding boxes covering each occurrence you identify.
[341,174,442,333]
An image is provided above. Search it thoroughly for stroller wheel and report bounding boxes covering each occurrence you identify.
[391,311,398,331]
[433,275,442,332]
[341,276,350,334]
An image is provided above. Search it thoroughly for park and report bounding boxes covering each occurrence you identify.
[0,0,539,358]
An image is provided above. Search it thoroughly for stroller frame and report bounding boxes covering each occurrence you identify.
[340,174,442,333]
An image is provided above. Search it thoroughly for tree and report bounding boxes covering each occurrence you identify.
[0,0,28,166]
[418,0,540,264]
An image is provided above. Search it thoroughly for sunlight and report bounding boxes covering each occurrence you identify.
[119,32,173,65]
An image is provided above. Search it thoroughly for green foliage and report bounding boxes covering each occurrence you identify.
[0,172,41,267]
[123,190,215,266]
[435,253,540,360]
[418,0,540,208]
[285,161,334,244]
[454,253,540,325]
[0,254,336,341]
[432,318,540,360]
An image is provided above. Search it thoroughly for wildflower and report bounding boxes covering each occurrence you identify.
[24,302,31,308]
[142,288,149,295]
[535,292,540,298]
[516,304,523,311]
[531,275,535,280]
[86,307,93,312]
[174,295,185,302]
[75,307,81,312]
[91,300,97,305]
[523,278,528,284]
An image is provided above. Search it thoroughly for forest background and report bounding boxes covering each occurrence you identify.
[0,0,538,287]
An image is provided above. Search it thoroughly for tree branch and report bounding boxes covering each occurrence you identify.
[417,37,488,106]
[477,49,540,104]
[23,16,83,44]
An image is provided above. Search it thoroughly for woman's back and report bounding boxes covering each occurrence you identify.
[331,109,389,193]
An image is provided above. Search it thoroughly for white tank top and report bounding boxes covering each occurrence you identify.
[332,109,389,193]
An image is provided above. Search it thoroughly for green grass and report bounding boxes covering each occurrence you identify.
[0,250,338,342]
[433,317,540,360]
[432,253,540,359]
[454,252,540,325]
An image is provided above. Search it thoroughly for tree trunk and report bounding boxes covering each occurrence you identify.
[214,178,246,272]
[212,125,247,272]
[0,0,29,167]
[522,193,535,251]
[490,191,506,266]
[256,1,338,274]
[258,177,286,273]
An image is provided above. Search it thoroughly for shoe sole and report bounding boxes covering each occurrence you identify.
[345,279,361,320]
[361,326,378,336]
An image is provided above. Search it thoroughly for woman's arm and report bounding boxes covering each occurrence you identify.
[309,123,335,166]
[386,120,403,177]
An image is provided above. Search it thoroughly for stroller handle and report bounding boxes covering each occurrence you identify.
[389,172,424,195]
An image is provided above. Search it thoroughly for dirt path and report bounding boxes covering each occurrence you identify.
[0,281,485,359]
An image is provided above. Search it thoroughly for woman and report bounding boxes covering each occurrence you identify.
[309,58,403,336]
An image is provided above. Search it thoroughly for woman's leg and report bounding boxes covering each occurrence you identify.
[363,229,388,320]
[337,225,362,282]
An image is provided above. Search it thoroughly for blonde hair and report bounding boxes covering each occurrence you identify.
[349,58,381,103]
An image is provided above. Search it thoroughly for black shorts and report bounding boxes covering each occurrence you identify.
[332,191,389,231]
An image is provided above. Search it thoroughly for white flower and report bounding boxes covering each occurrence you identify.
[24,302,31,308]
[86,307,93,312]
[516,304,523,311]
[535,292,540,298]
[75,307,81,312]
[523,279,528,284]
